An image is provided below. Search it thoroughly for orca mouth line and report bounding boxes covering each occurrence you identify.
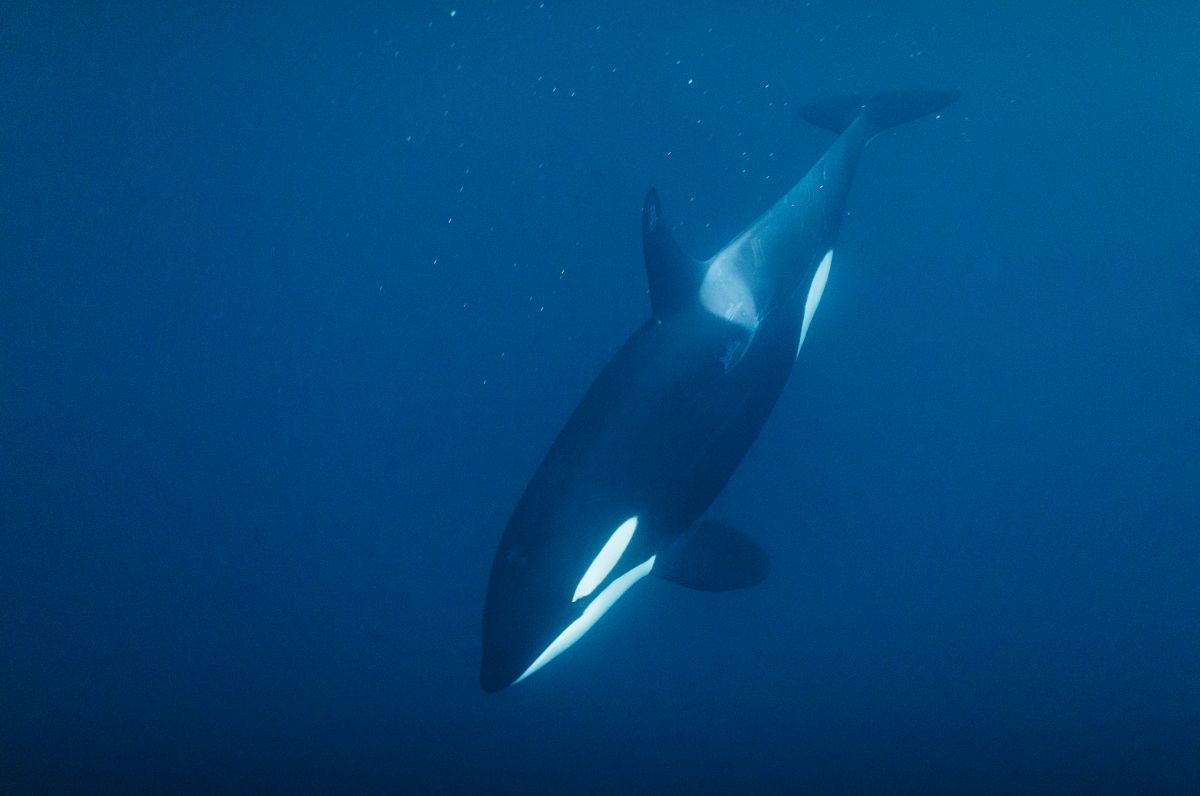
[514,555,658,687]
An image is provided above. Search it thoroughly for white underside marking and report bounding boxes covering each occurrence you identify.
[515,555,657,685]
[797,249,833,357]
[572,516,638,602]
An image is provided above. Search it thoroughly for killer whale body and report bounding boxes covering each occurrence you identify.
[480,90,959,692]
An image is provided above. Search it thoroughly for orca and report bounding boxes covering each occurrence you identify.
[480,90,959,692]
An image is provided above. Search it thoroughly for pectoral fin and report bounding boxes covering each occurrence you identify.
[653,520,769,592]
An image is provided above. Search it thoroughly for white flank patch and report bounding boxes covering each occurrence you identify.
[515,556,657,686]
[797,249,833,356]
[573,516,638,602]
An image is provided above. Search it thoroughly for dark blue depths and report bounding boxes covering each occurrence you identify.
[2,2,1197,792]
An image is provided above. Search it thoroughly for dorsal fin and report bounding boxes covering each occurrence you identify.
[642,189,702,318]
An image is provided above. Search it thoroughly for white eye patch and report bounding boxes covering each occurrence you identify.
[573,516,638,602]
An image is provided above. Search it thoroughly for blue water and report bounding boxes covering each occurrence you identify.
[3,3,1198,791]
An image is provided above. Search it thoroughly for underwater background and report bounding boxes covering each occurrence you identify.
[3,2,1198,792]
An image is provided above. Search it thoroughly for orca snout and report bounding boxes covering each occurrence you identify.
[479,635,527,693]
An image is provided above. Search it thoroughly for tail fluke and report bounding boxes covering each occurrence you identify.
[800,90,960,136]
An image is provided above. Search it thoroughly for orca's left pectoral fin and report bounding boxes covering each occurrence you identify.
[653,520,769,592]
